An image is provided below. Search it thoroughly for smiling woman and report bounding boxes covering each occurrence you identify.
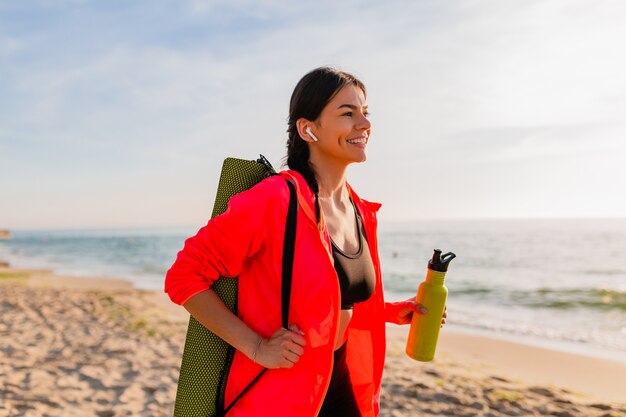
[165,67,442,417]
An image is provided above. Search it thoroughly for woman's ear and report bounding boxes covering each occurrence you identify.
[296,119,318,143]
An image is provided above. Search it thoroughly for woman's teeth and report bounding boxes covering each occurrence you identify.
[347,138,367,144]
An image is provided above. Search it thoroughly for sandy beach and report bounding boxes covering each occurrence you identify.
[1,265,625,417]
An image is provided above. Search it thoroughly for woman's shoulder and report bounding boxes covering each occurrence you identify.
[230,174,291,210]
[252,174,291,196]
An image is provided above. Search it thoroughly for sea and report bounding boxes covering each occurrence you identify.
[1,218,625,362]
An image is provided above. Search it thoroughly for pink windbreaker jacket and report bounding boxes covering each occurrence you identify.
[165,170,387,417]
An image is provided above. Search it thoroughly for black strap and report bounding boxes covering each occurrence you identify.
[217,179,298,417]
[281,180,297,328]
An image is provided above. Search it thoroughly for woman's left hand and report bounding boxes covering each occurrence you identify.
[384,296,424,325]
[385,297,448,327]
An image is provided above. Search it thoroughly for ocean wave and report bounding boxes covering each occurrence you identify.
[452,287,493,295]
[448,285,626,311]
[510,287,626,311]
[447,316,626,353]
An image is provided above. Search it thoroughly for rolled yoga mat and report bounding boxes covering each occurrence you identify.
[173,157,275,417]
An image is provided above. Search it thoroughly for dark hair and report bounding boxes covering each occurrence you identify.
[285,67,366,223]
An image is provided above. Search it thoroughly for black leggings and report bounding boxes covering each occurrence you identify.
[318,342,361,417]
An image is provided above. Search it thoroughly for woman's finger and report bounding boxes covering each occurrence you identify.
[281,358,295,369]
[290,333,307,348]
[288,323,304,334]
[286,326,307,347]
[279,338,302,355]
[287,342,305,356]
[283,350,301,364]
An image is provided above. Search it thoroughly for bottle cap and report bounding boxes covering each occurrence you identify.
[428,249,456,272]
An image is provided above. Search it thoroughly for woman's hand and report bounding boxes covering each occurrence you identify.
[385,297,448,327]
[385,297,426,324]
[254,324,306,369]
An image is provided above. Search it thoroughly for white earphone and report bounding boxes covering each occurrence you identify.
[306,127,319,142]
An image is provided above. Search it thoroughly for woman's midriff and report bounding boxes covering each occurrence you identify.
[334,309,353,350]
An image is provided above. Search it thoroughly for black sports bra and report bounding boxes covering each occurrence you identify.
[331,199,376,310]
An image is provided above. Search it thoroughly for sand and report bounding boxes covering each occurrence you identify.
[1,265,625,417]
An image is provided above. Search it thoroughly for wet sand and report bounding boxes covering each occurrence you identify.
[1,265,625,416]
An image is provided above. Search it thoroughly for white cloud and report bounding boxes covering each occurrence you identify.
[2,0,626,227]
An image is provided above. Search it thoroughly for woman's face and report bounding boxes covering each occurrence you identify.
[311,84,371,166]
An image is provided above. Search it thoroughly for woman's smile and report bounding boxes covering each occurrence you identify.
[346,136,368,148]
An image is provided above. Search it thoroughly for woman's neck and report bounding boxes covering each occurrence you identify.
[310,157,349,205]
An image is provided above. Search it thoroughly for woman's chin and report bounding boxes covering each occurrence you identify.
[354,151,367,163]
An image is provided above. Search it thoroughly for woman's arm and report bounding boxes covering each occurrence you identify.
[165,177,306,368]
[184,289,306,369]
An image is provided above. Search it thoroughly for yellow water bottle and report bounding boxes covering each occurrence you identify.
[406,249,456,362]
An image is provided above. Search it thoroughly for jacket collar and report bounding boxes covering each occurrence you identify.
[346,182,383,215]
[279,169,382,228]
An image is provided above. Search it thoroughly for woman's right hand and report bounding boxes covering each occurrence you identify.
[254,324,306,369]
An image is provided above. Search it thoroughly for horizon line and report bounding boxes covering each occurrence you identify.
[3,216,626,232]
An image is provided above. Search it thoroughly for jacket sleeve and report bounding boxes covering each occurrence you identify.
[164,177,287,305]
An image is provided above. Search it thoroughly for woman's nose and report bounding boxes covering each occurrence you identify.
[357,113,371,130]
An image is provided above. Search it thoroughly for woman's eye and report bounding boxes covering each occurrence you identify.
[342,111,369,117]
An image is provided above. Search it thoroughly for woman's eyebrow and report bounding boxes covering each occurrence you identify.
[337,104,369,110]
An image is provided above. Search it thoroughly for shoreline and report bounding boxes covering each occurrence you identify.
[440,323,626,365]
[2,264,625,416]
[4,261,624,363]
[387,325,626,404]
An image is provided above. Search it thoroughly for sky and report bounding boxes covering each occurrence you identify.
[1,0,625,229]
